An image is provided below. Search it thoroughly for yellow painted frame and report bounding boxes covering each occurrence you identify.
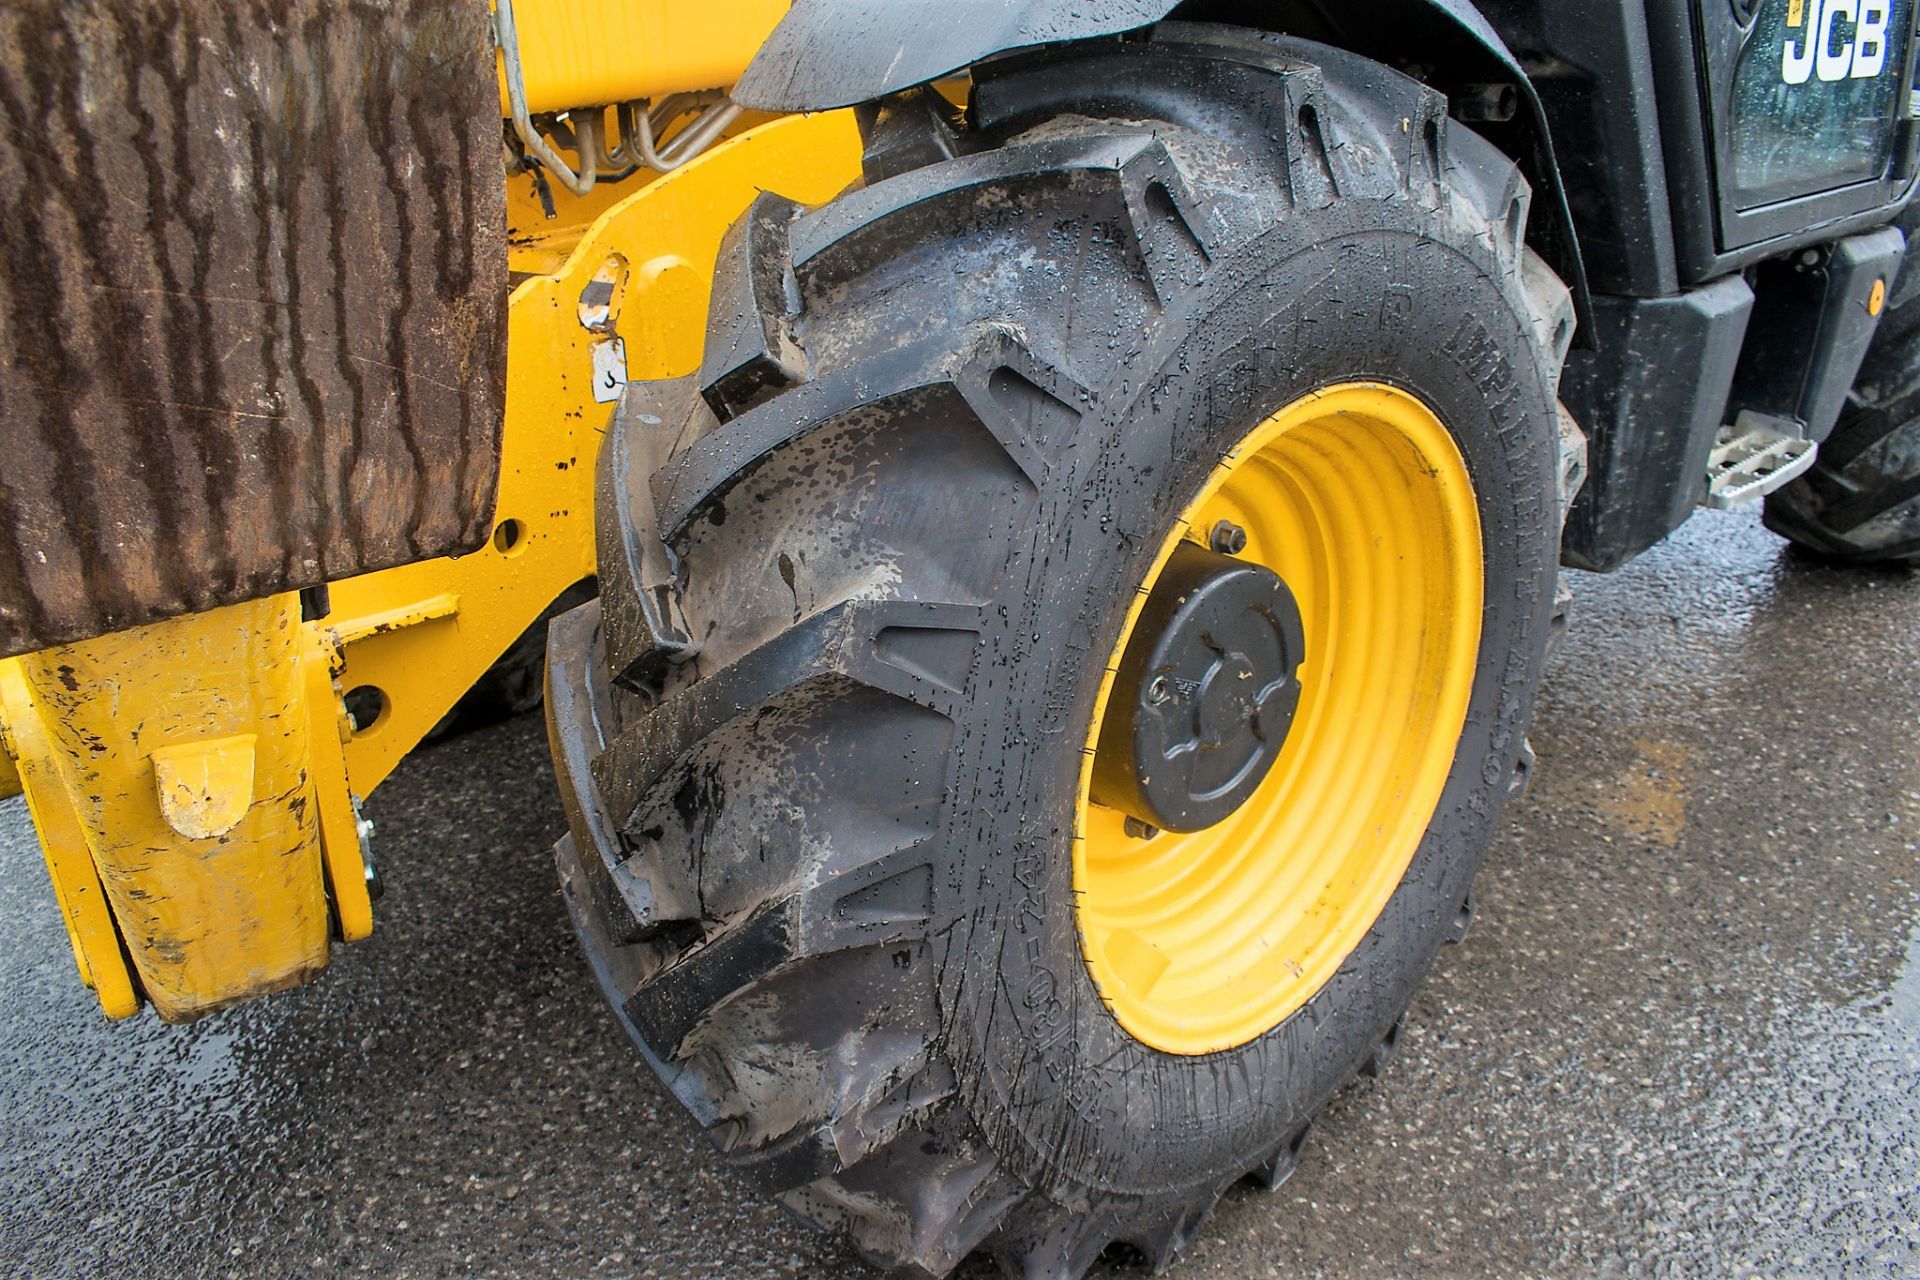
[332,108,863,797]
[495,0,789,115]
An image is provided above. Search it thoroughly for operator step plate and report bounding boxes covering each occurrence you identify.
[1704,413,1820,509]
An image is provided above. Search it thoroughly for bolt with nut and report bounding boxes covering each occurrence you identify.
[1210,520,1248,555]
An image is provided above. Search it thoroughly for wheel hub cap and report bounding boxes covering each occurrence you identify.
[1091,544,1306,833]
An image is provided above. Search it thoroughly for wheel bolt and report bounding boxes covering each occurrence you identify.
[1210,520,1248,555]
[1124,816,1160,840]
[1145,675,1172,705]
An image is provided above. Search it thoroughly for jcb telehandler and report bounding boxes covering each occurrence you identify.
[2,0,1915,1273]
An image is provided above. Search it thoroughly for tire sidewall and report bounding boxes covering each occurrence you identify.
[939,198,1559,1206]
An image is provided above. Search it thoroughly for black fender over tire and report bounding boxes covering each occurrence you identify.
[548,26,1574,1277]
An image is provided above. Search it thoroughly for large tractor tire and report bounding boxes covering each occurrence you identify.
[1765,204,1920,564]
[547,25,1575,1276]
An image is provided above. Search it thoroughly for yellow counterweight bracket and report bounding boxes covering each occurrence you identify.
[0,596,352,1021]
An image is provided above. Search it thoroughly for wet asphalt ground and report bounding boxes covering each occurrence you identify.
[1,505,1916,1280]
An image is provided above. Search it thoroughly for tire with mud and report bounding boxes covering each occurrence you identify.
[546,25,1575,1276]
[1764,203,1920,564]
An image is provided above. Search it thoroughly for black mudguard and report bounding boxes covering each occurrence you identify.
[733,0,1590,331]
[732,0,1174,111]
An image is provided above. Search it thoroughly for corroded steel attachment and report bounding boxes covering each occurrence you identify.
[0,0,512,660]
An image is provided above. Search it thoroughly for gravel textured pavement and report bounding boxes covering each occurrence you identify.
[1,506,1915,1279]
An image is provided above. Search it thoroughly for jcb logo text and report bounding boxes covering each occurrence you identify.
[1783,0,1892,83]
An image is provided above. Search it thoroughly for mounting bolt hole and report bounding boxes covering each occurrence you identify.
[578,254,627,331]
[344,685,389,736]
[492,519,527,556]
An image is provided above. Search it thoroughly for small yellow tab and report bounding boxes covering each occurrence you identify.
[1869,277,1887,316]
[1102,927,1173,999]
[1788,0,1806,26]
[329,593,459,646]
[151,735,258,840]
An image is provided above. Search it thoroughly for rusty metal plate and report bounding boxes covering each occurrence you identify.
[0,0,507,658]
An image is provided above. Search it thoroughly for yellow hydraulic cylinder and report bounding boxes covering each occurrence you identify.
[15,595,333,1021]
[497,0,788,115]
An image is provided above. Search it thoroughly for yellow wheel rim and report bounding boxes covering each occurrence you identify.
[1074,382,1483,1055]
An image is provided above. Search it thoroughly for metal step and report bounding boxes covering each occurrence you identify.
[1704,412,1820,509]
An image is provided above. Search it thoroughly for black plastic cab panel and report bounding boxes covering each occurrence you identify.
[1646,0,1920,282]
[1560,277,1756,571]
[1727,224,1907,439]
[1473,0,1680,296]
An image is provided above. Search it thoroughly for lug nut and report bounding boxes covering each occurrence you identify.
[1124,816,1160,840]
[1209,520,1248,555]
[1145,675,1172,705]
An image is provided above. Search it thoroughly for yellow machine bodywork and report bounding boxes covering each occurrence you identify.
[0,12,864,1019]
[0,598,360,1020]
[497,0,788,114]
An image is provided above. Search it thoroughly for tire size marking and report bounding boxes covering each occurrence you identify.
[1011,843,1072,1054]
